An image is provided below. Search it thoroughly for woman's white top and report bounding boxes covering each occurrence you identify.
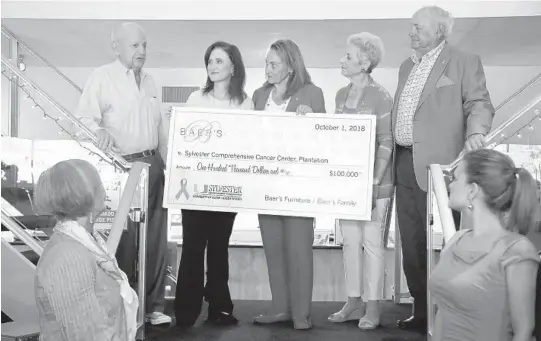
[264,92,290,112]
[186,90,254,110]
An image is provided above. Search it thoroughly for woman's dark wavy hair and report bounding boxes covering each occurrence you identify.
[263,39,313,99]
[202,41,247,105]
[463,148,539,235]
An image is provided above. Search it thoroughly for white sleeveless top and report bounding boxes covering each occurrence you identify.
[187,90,254,110]
[264,93,290,112]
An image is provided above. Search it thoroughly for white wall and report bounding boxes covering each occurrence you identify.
[4,0,541,20]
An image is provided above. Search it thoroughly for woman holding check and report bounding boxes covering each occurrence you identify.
[251,39,325,330]
[174,41,253,328]
[328,32,394,330]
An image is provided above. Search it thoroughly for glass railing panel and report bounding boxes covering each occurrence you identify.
[2,32,13,136]
[1,26,83,123]
[1,30,10,59]
[490,73,541,144]
[2,57,82,141]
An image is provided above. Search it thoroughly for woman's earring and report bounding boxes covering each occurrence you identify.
[90,212,94,224]
[467,203,473,211]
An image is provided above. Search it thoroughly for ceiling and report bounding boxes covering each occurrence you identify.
[3,16,541,69]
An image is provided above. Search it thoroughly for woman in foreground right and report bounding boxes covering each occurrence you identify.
[429,149,540,341]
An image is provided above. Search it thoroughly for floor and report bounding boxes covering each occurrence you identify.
[145,300,426,341]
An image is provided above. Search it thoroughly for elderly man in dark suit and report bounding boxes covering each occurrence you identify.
[391,6,495,332]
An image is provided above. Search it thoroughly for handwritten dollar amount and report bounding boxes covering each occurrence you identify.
[329,170,360,177]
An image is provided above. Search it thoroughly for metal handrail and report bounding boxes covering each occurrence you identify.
[1,25,83,93]
[446,73,541,170]
[447,96,541,170]
[1,56,131,171]
[494,72,541,112]
[1,209,44,257]
[438,93,541,242]
[434,93,541,245]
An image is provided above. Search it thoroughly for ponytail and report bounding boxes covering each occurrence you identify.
[507,168,538,235]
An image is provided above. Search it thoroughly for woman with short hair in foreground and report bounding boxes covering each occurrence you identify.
[34,159,138,341]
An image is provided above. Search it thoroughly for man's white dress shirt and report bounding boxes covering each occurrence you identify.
[76,60,168,157]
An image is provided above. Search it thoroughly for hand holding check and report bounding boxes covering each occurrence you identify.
[296,105,314,115]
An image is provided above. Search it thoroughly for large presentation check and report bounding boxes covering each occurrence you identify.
[164,107,376,220]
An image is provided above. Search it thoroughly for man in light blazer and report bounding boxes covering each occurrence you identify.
[391,6,495,333]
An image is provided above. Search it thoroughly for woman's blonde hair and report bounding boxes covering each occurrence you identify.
[347,32,385,74]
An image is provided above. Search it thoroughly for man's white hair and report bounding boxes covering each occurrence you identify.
[417,6,454,38]
[110,22,145,43]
